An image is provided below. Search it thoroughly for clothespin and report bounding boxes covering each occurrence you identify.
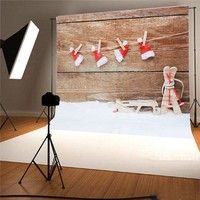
[74,43,82,55]
[97,40,101,53]
[116,38,125,50]
[142,31,148,46]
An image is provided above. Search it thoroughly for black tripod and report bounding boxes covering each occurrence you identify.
[0,103,16,131]
[18,105,65,189]
[189,7,200,127]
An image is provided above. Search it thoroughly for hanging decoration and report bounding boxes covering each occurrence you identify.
[114,38,129,62]
[91,40,108,68]
[69,44,84,67]
[137,31,155,60]
[161,66,184,114]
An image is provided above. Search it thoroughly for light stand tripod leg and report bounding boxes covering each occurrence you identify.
[190,7,200,128]
[0,117,8,129]
[196,100,200,107]
[7,116,17,131]
[36,107,47,123]
[190,99,200,128]
[18,135,48,184]
[0,103,17,131]
[189,100,195,111]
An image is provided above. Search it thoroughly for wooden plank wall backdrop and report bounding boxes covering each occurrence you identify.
[56,6,189,112]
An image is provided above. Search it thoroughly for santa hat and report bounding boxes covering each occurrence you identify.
[91,45,108,68]
[69,47,84,67]
[114,40,129,62]
[137,37,155,60]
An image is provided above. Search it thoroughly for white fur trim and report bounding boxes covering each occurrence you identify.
[141,50,155,60]
[123,40,128,45]
[75,54,83,66]
[91,45,96,52]
[114,49,123,62]
[137,38,143,43]
[69,47,74,53]
[96,56,108,68]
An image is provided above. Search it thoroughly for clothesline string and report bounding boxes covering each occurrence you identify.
[147,31,188,42]
[117,31,189,47]
[66,31,188,52]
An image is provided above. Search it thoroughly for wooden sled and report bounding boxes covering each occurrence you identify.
[115,99,160,114]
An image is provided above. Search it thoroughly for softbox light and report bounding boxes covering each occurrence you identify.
[0,21,39,79]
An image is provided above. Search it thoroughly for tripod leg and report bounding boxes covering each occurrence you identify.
[18,161,33,184]
[0,103,17,131]
[19,136,48,184]
[49,158,57,180]
[189,100,195,111]
[49,138,62,170]
[55,160,65,189]
[196,99,200,107]
[196,100,200,127]
[7,116,17,131]
[48,137,65,188]
[36,107,47,123]
[0,117,17,131]
[0,117,8,130]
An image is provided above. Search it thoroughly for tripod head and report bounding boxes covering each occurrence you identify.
[42,92,60,106]
[41,92,60,120]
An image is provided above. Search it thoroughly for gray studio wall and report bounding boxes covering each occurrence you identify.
[0,0,200,119]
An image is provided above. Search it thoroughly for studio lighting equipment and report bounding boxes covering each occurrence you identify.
[189,7,200,127]
[19,92,65,189]
[36,19,55,123]
[0,21,39,130]
[1,21,39,79]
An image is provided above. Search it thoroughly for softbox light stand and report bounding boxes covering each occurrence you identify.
[36,18,55,123]
[19,105,65,189]
[189,7,200,127]
[0,103,17,131]
[1,21,39,131]
[0,39,17,131]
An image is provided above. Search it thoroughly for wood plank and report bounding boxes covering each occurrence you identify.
[57,49,188,73]
[104,173,139,197]
[56,6,188,23]
[1,161,200,200]
[57,72,189,112]
[56,6,189,113]
[57,15,188,72]
[57,72,189,98]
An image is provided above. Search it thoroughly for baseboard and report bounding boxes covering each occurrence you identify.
[0,110,42,117]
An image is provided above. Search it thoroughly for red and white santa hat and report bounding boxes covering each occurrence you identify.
[91,40,108,67]
[91,45,108,68]
[137,37,155,60]
[137,31,155,60]
[114,39,129,62]
[69,45,84,67]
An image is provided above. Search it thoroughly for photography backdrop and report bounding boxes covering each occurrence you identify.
[56,5,189,112]
[1,0,200,118]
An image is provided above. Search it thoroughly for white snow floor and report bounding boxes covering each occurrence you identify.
[0,101,200,179]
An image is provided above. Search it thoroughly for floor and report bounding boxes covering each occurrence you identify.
[0,117,200,200]
[0,116,47,142]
